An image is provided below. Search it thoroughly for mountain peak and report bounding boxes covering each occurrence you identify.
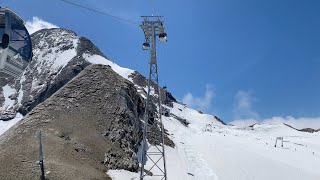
[0,28,122,118]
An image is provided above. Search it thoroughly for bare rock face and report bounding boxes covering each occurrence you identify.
[0,64,144,179]
[283,123,319,133]
[299,128,319,133]
[129,71,177,104]
[128,71,175,147]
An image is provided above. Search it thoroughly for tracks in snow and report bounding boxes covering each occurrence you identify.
[178,130,219,180]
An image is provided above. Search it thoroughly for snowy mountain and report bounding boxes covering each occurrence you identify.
[0,28,319,180]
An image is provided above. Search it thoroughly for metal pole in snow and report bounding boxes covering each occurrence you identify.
[38,130,45,180]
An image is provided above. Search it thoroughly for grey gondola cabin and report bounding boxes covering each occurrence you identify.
[142,42,150,50]
[0,7,32,78]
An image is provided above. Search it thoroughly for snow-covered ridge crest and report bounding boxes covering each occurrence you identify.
[83,53,134,82]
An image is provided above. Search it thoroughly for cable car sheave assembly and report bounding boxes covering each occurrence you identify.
[0,7,32,78]
[141,16,167,51]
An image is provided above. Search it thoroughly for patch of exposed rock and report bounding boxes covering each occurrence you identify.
[129,71,177,104]
[0,64,144,179]
[283,123,320,133]
[129,71,175,147]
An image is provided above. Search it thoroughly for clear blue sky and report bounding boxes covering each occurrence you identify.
[2,0,320,123]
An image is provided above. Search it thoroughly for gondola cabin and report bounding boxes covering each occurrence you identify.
[142,42,150,50]
[0,7,32,78]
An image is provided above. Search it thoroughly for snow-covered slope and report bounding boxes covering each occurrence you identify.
[109,102,320,180]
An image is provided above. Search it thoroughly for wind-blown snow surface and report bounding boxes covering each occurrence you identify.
[108,102,320,180]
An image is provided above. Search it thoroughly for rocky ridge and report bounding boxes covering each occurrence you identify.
[284,123,320,133]
[0,64,143,179]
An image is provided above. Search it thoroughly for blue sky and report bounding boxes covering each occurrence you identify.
[1,0,320,126]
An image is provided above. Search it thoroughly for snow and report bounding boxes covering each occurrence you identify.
[108,170,140,180]
[0,113,23,136]
[50,47,77,70]
[108,102,320,180]
[83,54,135,82]
[2,85,17,109]
[26,17,59,34]
[17,74,26,105]
[35,38,78,74]
[162,102,320,180]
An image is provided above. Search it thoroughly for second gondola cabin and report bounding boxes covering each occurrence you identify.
[0,7,32,78]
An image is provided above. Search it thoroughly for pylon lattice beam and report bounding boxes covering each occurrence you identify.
[140,16,168,180]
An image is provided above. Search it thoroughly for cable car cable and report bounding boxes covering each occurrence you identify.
[54,0,139,25]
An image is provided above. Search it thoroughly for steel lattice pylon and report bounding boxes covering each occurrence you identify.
[140,16,168,180]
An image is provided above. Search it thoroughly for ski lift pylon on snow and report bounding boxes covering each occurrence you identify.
[0,7,32,78]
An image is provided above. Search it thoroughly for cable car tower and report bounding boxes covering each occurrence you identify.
[140,16,168,180]
[0,7,32,79]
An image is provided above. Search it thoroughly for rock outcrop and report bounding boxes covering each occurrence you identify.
[0,64,144,179]
[283,123,320,133]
